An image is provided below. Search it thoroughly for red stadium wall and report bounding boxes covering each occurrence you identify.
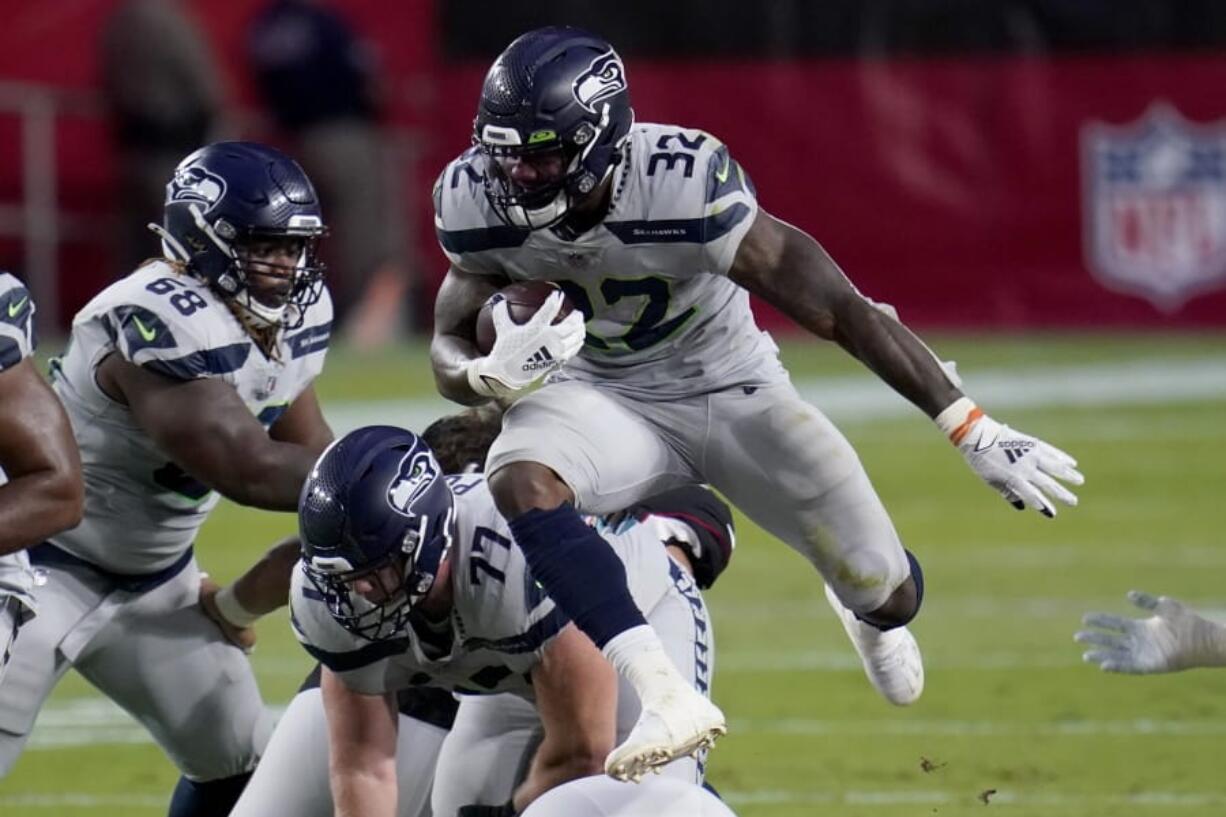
[2,3,1226,330]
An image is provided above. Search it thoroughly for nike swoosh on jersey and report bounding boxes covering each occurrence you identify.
[8,295,28,318]
[132,315,158,342]
[714,154,731,184]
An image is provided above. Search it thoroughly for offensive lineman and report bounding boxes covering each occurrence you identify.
[226,408,733,817]
[291,425,725,817]
[0,274,84,684]
[0,143,335,817]
[430,26,1086,778]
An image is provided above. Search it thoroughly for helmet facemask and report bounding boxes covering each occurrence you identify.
[304,503,454,643]
[229,227,327,331]
[478,102,631,231]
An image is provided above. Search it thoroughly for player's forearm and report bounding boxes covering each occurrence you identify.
[230,538,300,616]
[331,765,398,817]
[830,297,964,418]
[215,440,319,510]
[430,332,488,406]
[512,742,606,811]
[736,220,963,417]
[0,470,84,554]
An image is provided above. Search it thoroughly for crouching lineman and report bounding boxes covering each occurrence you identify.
[0,142,336,817]
[224,407,733,817]
[289,425,732,817]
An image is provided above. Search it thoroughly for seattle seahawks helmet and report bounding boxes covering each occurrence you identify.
[475,26,634,229]
[153,141,327,330]
[299,426,455,642]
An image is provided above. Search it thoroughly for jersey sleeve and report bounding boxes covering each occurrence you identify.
[433,148,527,277]
[98,273,248,382]
[289,571,400,695]
[0,273,36,371]
[699,141,759,276]
[284,284,333,382]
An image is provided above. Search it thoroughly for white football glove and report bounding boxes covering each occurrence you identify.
[1075,591,1226,674]
[936,398,1084,518]
[466,290,586,398]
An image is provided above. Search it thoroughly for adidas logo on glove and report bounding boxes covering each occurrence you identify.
[521,347,557,372]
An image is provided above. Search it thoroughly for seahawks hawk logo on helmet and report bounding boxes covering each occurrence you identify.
[387,450,441,516]
[166,166,227,212]
[572,50,626,114]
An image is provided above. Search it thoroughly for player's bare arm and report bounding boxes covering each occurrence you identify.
[197,385,332,644]
[0,357,83,554]
[268,383,334,453]
[730,209,1083,517]
[321,667,400,817]
[96,354,319,509]
[729,210,962,417]
[430,265,508,404]
[513,624,618,810]
[198,535,301,650]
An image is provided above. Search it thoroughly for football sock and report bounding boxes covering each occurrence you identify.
[507,503,648,648]
[168,771,251,817]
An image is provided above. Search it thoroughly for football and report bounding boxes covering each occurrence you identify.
[475,280,576,355]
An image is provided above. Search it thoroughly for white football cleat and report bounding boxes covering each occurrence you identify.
[605,685,726,782]
[825,583,924,706]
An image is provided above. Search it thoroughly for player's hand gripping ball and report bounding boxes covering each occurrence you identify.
[475,280,577,355]
[466,281,585,398]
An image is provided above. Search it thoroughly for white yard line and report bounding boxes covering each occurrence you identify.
[722,789,1226,808]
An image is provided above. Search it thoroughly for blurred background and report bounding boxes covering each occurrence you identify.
[1,2,1225,816]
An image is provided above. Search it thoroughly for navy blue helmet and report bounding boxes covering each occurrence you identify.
[474,26,634,229]
[154,141,327,330]
[299,426,455,642]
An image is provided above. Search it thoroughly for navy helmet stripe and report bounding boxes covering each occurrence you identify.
[437,225,531,254]
[141,342,251,381]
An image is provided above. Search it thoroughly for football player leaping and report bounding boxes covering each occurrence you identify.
[430,26,1086,780]
[0,143,335,817]
[0,274,84,686]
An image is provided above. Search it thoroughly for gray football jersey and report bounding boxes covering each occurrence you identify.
[434,122,787,399]
[50,261,333,573]
[292,475,675,699]
[0,273,38,612]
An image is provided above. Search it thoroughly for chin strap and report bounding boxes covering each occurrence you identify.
[226,299,282,360]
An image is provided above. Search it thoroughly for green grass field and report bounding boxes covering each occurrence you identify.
[2,333,1224,816]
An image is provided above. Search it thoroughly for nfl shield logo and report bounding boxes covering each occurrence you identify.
[1082,104,1226,311]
